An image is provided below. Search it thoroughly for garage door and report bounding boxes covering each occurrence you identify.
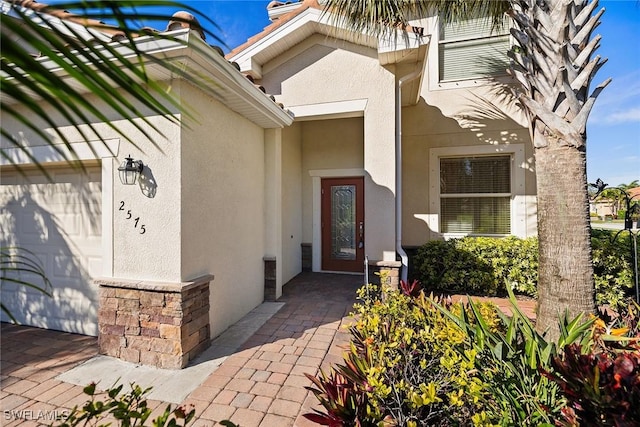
[1,164,102,336]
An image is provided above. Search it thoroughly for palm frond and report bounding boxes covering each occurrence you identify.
[0,246,53,323]
[322,0,511,37]
[1,0,222,173]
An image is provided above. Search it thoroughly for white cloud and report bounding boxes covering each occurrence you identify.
[602,107,640,124]
[589,70,640,125]
[595,70,640,109]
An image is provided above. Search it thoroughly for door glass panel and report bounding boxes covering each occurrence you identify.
[330,185,356,260]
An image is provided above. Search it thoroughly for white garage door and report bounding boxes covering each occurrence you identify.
[1,164,102,336]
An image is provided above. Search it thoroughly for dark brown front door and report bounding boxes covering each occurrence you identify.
[321,177,364,272]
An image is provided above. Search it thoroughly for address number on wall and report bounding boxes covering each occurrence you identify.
[119,201,146,234]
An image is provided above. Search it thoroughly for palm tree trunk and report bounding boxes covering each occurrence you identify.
[535,134,595,340]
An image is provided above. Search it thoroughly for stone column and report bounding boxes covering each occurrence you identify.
[96,274,213,369]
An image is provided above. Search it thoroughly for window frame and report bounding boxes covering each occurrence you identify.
[429,144,526,238]
[428,14,514,90]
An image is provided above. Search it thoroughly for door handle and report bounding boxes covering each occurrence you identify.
[358,221,364,249]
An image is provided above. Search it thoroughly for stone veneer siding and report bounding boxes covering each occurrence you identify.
[95,275,213,369]
[301,243,312,272]
[368,260,402,289]
[263,257,277,302]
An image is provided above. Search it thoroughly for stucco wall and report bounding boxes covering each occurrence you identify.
[110,117,182,282]
[300,118,365,242]
[179,81,267,338]
[281,123,303,284]
[261,35,397,262]
[401,54,537,245]
[2,87,183,282]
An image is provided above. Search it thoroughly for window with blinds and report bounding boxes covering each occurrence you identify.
[440,156,511,234]
[438,15,510,82]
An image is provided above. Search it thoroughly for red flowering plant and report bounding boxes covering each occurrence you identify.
[399,279,422,298]
[541,303,640,426]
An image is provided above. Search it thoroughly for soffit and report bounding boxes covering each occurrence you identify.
[1,1,293,129]
[1,29,293,129]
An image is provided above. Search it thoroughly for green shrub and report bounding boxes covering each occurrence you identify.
[305,283,500,426]
[412,239,496,295]
[617,209,626,220]
[411,232,634,309]
[412,236,538,297]
[591,229,635,309]
[53,383,195,427]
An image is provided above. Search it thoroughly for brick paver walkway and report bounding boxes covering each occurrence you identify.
[1,273,361,426]
[1,273,537,426]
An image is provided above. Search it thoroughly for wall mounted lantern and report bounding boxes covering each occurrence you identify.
[118,156,144,185]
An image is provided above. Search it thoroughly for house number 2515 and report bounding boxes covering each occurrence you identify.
[119,201,146,234]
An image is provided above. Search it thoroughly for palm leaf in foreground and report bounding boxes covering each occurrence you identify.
[1,0,222,175]
[1,246,53,323]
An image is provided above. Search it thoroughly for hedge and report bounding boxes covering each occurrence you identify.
[411,230,634,309]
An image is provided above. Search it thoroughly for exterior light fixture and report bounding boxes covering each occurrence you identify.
[118,156,144,185]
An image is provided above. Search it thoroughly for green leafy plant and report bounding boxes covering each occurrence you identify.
[2,1,220,174]
[412,239,496,295]
[53,382,195,427]
[412,232,633,309]
[541,303,640,426]
[304,342,384,426]
[435,287,598,426]
[591,229,635,310]
[412,236,538,296]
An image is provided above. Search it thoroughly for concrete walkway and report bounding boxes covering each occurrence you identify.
[1,273,536,426]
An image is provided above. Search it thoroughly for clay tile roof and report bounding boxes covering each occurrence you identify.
[267,1,286,10]
[227,0,322,59]
[8,0,290,113]
[166,11,205,41]
[226,0,425,59]
[11,0,123,37]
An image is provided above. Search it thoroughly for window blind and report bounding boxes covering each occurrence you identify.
[439,15,510,81]
[440,156,511,194]
[440,156,511,235]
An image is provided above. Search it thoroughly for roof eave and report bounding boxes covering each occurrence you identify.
[228,7,429,79]
[182,33,294,128]
[2,29,293,129]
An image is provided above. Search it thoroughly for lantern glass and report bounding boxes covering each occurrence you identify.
[118,156,143,185]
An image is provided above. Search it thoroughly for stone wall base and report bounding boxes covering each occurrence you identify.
[263,257,277,302]
[367,260,402,290]
[301,243,312,272]
[95,275,213,369]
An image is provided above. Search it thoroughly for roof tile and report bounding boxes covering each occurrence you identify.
[6,1,291,114]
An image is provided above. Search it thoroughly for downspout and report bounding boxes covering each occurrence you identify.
[396,68,423,284]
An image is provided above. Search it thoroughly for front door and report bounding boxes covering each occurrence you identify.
[321,177,364,272]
